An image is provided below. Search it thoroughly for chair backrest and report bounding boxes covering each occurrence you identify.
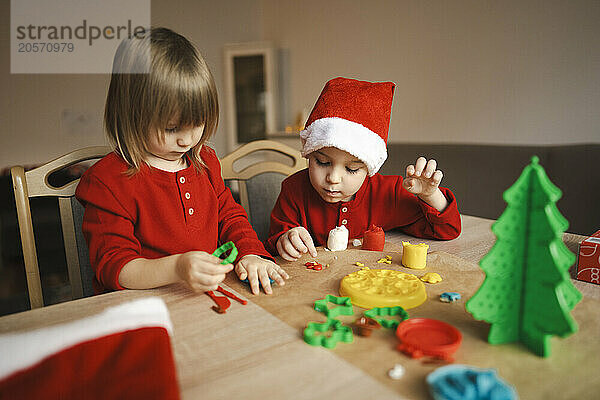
[220,140,307,243]
[11,146,112,309]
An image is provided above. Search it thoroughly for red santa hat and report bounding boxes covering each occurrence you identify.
[300,77,395,176]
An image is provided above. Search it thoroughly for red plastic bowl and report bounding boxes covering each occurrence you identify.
[396,318,462,361]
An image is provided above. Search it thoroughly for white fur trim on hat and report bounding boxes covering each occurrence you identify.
[300,117,388,176]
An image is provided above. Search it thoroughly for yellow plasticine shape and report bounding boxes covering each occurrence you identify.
[339,267,427,310]
[420,272,442,284]
[401,241,429,269]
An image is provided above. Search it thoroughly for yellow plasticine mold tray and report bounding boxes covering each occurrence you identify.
[339,267,427,310]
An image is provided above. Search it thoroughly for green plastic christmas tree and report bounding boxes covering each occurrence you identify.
[466,156,582,357]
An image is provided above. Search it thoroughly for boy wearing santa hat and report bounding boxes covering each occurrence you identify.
[266,77,461,260]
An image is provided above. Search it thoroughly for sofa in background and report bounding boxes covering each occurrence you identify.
[379,143,599,236]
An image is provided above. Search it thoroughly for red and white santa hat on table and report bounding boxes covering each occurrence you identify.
[0,297,180,400]
[300,77,396,176]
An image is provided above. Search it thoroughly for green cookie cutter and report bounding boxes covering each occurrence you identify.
[303,318,353,349]
[314,295,354,318]
[364,306,409,329]
[212,241,238,265]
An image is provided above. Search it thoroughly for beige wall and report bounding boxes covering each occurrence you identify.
[262,0,600,145]
[2,0,599,168]
[1,0,262,167]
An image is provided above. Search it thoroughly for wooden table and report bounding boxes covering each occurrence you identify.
[1,215,598,399]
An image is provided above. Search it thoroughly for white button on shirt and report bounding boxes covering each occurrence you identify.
[185,192,191,199]
[341,207,348,212]
[179,177,186,184]
[188,208,194,215]
[341,219,348,225]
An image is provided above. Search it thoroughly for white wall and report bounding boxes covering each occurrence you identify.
[261,0,600,145]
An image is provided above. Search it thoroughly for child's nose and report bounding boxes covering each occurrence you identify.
[327,169,342,183]
[177,132,193,147]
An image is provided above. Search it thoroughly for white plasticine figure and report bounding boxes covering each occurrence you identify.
[327,225,349,251]
[352,239,362,247]
[388,364,405,380]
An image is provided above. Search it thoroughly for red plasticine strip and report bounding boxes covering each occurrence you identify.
[206,291,231,313]
[217,286,248,305]
[362,225,385,251]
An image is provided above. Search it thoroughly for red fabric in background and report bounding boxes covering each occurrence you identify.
[0,327,180,400]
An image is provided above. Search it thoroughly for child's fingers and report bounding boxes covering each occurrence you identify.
[414,157,427,176]
[424,159,437,178]
[289,230,309,254]
[258,269,273,295]
[234,263,248,280]
[246,269,260,295]
[405,164,415,177]
[276,235,299,261]
[281,235,302,259]
[269,264,289,284]
[432,170,443,186]
[298,229,318,257]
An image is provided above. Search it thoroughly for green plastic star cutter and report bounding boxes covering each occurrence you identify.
[212,241,238,264]
[303,319,354,349]
[364,306,409,329]
[314,295,354,318]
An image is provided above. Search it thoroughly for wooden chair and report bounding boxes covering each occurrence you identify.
[220,140,307,243]
[11,146,112,309]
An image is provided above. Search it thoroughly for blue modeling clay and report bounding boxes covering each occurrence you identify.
[241,278,275,288]
[427,365,517,400]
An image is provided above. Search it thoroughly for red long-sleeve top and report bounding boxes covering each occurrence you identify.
[266,169,461,255]
[76,146,271,293]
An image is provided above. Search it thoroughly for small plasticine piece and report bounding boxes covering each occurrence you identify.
[355,262,364,267]
[377,257,392,264]
[427,364,518,400]
[314,295,354,318]
[303,319,354,349]
[388,364,405,380]
[217,286,247,305]
[440,292,461,303]
[352,239,362,247]
[212,241,238,265]
[305,261,324,271]
[421,272,442,284]
[401,241,429,269]
[205,291,231,313]
[364,306,409,330]
[354,316,381,337]
[362,225,385,251]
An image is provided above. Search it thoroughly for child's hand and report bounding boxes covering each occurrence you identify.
[235,255,289,295]
[403,157,443,197]
[176,251,233,292]
[403,157,449,212]
[276,226,318,261]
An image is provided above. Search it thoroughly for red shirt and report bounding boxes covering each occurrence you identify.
[76,146,271,292]
[266,169,461,255]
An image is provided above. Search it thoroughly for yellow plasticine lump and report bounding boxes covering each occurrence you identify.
[420,272,442,284]
[401,241,429,269]
[339,267,427,310]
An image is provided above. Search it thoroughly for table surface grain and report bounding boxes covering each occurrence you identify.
[1,215,598,399]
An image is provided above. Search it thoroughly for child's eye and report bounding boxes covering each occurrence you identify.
[165,126,178,133]
[346,167,360,174]
[315,158,330,166]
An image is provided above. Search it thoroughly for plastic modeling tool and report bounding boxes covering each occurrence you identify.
[303,319,353,349]
[396,318,462,362]
[427,364,517,400]
[364,306,409,329]
[339,267,427,309]
[314,295,354,318]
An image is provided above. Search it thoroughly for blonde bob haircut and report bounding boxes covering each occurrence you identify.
[104,27,219,173]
